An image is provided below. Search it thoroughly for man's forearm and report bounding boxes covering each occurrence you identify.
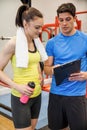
[44,65,53,75]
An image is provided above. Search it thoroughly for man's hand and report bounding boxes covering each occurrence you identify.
[69,71,87,81]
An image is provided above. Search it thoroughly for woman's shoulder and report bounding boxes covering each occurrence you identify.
[10,36,16,45]
[4,36,16,54]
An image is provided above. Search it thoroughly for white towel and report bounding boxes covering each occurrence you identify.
[15,27,48,68]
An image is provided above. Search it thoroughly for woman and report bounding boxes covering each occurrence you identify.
[0,4,47,130]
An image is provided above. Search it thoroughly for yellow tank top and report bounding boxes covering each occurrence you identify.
[11,50,41,98]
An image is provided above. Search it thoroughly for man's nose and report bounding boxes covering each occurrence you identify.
[62,20,67,25]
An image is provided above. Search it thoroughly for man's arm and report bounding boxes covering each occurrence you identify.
[44,56,54,76]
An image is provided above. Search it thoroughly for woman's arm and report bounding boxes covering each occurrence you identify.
[0,37,15,86]
[38,62,43,86]
[0,37,34,96]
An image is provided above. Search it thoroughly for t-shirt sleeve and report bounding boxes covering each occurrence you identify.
[45,39,54,56]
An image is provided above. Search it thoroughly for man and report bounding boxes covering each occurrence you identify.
[44,3,87,130]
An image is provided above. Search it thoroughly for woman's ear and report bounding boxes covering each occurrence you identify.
[23,20,28,28]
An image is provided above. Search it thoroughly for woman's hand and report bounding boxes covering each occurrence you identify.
[69,71,87,81]
[15,84,34,96]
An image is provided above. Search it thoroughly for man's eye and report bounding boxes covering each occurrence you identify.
[66,17,71,21]
[59,19,63,22]
[59,17,72,22]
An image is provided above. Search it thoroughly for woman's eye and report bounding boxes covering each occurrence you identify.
[35,26,41,29]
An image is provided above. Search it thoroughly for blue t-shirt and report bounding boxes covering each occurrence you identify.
[46,30,87,96]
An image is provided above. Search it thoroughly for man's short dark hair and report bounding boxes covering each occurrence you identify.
[57,3,76,17]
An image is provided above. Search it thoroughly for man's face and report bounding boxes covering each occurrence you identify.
[58,12,76,36]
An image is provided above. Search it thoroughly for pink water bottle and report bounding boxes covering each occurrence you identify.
[20,82,35,104]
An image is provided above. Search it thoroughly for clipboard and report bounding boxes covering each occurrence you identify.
[54,59,81,85]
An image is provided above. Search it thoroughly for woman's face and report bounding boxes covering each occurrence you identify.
[24,16,44,39]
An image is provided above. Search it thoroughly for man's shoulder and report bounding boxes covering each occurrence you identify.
[76,30,87,38]
[49,33,61,41]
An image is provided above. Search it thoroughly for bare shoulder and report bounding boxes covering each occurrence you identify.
[0,36,16,69]
[2,36,16,54]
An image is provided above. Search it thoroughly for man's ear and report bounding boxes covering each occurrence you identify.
[74,15,77,22]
